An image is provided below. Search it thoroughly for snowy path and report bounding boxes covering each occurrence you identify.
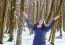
[22,28,65,45]
[0,27,65,45]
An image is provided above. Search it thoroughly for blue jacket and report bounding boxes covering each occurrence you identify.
[26,18,56,45]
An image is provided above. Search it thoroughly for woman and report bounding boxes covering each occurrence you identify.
[23,12,60,45]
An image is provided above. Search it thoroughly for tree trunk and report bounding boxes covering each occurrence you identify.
[16,0,25,45]
[8,0,16,42]
[0,0,7,44]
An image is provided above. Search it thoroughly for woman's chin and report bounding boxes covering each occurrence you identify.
[39,23,42,25]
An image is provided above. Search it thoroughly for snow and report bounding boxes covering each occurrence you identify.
[0,27,65,45]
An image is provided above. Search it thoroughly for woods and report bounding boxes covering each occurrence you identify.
[0,0,65,45]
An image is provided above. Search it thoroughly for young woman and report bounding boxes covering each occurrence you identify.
[23,12,60,45]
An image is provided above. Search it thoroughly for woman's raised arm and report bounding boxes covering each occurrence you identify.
[23,12,34,30]
[44,15,60,32]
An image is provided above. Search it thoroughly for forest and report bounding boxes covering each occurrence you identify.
[0,0,65,45]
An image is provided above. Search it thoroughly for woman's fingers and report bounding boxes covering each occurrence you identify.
[54,15,60,20]
[56,15,60,19]
[23,12,28,18]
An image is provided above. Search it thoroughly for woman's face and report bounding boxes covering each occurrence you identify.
[38,19,44,25]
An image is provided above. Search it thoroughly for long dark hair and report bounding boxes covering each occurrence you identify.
[34,19,45,29]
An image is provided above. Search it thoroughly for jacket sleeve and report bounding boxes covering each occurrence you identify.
[25,18,34,30]
[44,19,56,32]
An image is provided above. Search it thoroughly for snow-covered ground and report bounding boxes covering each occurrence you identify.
[0,27,65,45]
[22,27,65,45]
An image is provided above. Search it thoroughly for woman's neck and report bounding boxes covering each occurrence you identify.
[37,24,42,28]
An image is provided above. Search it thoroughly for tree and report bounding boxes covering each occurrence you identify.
[16,0,25,45]
[0,0,7,44]
[8,0,16,42]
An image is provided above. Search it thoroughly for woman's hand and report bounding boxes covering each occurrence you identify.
[23,12,28,19]
[54,15,60,20]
